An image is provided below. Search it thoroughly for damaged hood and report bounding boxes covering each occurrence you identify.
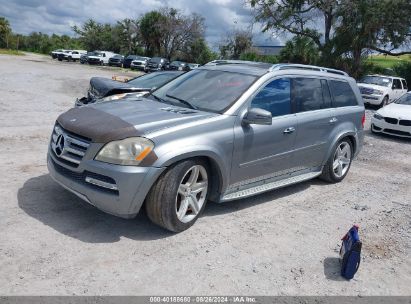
[88,77,149,99]
[57,98,217,143]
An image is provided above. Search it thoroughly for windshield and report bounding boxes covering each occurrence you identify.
[135,56,148,61]
[360,76,392,87]
[150,57,161,63]
[149,69,257,113]
[128,72,182,89]
[395,93,411,105]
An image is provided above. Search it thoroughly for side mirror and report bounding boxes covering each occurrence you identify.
[243,108,272,125]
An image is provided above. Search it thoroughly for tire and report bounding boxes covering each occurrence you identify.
[68,57,72,62]
[320,138,353,183]
[145,159,209,232]
[380,96,389,107]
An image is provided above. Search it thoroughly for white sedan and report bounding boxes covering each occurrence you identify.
[371,92,411,138]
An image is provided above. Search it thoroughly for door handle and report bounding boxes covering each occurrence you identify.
[283,127,295,134]
[329,117,338,124]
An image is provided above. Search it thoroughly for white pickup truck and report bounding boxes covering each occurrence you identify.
[357,75,408,106]
[87,51,117,65]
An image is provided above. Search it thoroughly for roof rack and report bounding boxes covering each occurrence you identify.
[270,64,348,76]
[205,60,272,68]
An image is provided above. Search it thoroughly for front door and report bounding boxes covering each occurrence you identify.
[230,77,298,187]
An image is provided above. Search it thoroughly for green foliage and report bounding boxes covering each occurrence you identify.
[219,30,253,59]
[0,16,12,48]
[393,61,411,89]
[185,38,217,64]
[240,51,279,64]
[139,11,166,56]
[279,36,319,64]
[0,48,24,55]
[250,0,411,78]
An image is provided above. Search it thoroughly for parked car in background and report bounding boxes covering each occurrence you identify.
[168,61,188,71]
[357,75,408,107]
[147,57,169,72]
[123,55,140,69]
[187,63,200,70]
[51,49,66,59]
[108,54,124,67]
[130,56,150,71]
[57,50,72,61]
[80,52,94,64]
[371,91,411,138]
[87,51,116,65]
[75,71,184,106]
[58,50,87,62]
[49,62,364,232]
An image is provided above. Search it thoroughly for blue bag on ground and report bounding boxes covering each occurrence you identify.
[339,225,362,280]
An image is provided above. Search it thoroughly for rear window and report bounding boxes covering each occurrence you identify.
[329,80,358,107]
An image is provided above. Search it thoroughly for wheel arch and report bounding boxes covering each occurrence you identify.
[157,149,229,202]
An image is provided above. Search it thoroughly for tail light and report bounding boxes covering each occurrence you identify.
[361,112,365,128]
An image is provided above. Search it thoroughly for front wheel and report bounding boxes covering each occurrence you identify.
[146,159,209,232]
[380,96,389,107]
[320,139,353,183]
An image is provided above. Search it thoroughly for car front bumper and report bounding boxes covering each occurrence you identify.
[371,117,411,138]
[47,149,165,218]
[362,94,384,105]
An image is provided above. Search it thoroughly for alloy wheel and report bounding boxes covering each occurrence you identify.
[333,142,352,178]
[175,165,208,223]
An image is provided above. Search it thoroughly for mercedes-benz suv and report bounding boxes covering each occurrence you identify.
[47,61,365,232]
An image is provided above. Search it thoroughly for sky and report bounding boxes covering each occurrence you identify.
[0,0,283,47]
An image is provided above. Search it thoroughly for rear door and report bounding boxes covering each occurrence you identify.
[292,77,335,170]
[231,77,298,186]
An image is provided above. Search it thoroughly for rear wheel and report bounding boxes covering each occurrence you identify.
[320,139,353,183]
[146,159,209,232]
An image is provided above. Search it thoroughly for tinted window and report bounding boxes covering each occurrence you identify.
[393,79,402,89]
[293,78,326,112]
[250,78,291,117]
[401,80,408,90]
[329,80,358,107]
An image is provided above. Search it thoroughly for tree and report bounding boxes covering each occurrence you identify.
[250,0,411,75]
[0,17,12,48]
[219,30,252,59]
[117,18,139,54]
[184,38,217,64]
[279,36,319,64]
[139,11,166,56]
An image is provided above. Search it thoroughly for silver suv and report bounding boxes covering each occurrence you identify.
[48,61,365,232]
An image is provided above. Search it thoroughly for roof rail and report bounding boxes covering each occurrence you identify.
[270,64,348,76]
[205,59,270,66]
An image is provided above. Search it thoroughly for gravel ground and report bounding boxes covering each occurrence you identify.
[0,53,410,296]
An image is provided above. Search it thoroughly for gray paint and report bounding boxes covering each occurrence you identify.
[48,63,365,218]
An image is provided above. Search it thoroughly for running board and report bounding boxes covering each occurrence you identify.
[221,171,321,202]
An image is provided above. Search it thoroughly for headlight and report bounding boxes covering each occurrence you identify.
[373,89,384,95]
[101,93,128,102]
[95,137,154,165]
[373,113,383,120]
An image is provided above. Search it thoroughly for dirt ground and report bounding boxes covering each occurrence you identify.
[0,53,410,296]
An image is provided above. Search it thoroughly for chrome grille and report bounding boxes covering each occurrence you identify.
[50,124,90,167]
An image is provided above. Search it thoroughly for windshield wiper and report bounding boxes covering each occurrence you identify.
[151,93,170,104]
[166,94,198,110]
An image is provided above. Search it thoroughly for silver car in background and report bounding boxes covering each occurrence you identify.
[47,61,365,232]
